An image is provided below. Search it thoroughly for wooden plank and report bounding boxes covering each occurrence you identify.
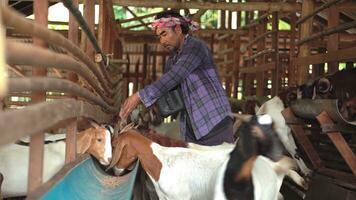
[256,21,266,96]
[28,0,48,193]
[289,13,297,87]
[117,12,160,24]
[84,0,95,59]
[336,2,356,11]
[297,0,314,85]
[296,0,343,25]
[0,99,112,146]
[66,0,79,164]
[240,62,276,74]
[271,12,279,96]
[118,28,247,35]
[295,46,356,66]
[282,108,324,169]
[113,0,301,12]
[232,33,240,98]
[316,111,356,176]
[327,6,339,74]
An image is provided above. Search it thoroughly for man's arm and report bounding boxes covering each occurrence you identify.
[139,44,204,107]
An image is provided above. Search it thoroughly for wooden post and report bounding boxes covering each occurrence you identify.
[327,6,339,74]
[244,12,255,96]
[65,0,79,164]
[289,13,297,87]
[142,43,148,87]
[297,0,314,85]
[256,19,266,97]
[84,0,95,59]
[152,53,157,82]
[233,33,241,99]
[28,0,48,193]
[271,11,280,96]
[225,41,233,97]
[346,62,353,70]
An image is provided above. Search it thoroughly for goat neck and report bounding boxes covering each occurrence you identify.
[112,131,162,181]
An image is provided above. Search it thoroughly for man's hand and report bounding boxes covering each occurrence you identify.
[119,92,141,120]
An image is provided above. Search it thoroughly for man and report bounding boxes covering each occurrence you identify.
[120,10,234,145]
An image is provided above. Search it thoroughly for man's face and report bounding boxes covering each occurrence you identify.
[155,26,180,52]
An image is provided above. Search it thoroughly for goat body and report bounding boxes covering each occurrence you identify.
[0,142,66,197]
[256,96,311,186]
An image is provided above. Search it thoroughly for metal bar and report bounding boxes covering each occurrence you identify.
[0,99,112,146]
[62,0,107,65]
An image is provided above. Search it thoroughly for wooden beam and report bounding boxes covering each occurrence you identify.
[123,6,151,30]
[336,2,356,11]
[296,0,343,25]
[297,0,314,85]
[256,21,266,96]
[271,12,279,96]
[289,13,297,87]
[282,108,324,170]
[83,0,95,59]
[113,0,301,12]
[118,28,247,35]
[28,0,47,193]
[240,62,276,74]
[316,112,356,176]
[66,0,79,164]
[117,12,159,24]
[327,6,339,73]
[295,46,356,66]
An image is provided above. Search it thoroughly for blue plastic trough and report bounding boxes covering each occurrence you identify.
[27,154,138,200]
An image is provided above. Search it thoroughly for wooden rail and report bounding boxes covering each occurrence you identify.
[0,99,111,146]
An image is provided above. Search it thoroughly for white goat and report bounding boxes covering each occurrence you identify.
[109,115,292,200]
[0,124,112,198]
[256,96,312,186]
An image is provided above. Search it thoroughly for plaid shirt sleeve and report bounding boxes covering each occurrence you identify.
[138,42,204,107]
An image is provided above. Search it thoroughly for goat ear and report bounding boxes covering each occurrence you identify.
[77,130,93,154]
[107,140,127,170]
[89,120,100,129]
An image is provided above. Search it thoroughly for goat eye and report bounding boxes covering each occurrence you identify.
[97,139,102,142]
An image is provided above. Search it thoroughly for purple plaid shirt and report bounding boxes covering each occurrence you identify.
[139,35,231,139]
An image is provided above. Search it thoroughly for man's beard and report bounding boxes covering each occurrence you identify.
[163,44,178,53]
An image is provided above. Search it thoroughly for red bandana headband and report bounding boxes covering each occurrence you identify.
[151,16,199,31]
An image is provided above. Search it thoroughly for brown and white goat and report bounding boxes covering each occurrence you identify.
[109,115,292,200]
[0,123,112,198]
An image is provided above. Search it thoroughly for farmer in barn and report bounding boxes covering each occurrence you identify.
[120,10,234,145]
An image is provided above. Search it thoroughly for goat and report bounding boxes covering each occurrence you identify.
[0,123,112,198]
[256,96,311,188]
[109,115,292,200]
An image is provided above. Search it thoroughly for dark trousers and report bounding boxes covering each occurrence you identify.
[185,117,234,146]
